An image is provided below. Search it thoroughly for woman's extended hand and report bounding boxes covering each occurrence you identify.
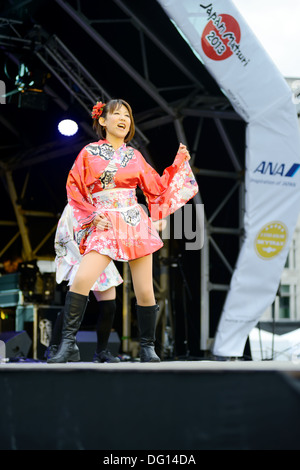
[178,143,191,161]
[93,213,112,231]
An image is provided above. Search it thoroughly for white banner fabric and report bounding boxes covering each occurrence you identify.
[157,0,300,356]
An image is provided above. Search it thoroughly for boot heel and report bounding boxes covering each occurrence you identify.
[68,349,80,362]
[140,346,160,362]
[47,342,80,363]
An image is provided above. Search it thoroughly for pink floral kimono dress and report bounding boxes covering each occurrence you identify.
[58,139,198,274]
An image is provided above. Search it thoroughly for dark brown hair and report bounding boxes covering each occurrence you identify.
[92,99,135,143]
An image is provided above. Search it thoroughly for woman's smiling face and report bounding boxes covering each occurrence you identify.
[99,103,131,143]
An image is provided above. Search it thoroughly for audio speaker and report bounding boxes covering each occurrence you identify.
[0,330,32,360]
[76,330,121,361]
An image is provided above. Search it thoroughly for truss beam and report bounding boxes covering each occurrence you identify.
[55,0,177,118]
[112,0,204,89]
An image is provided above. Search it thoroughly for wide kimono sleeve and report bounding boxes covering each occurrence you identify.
[137,150,199,221]
[66,146,99,229]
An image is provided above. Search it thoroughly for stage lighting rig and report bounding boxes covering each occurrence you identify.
[3,59,50,110]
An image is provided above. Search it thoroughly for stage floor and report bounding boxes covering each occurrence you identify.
[1,359,300,450]
[1,358,300,373]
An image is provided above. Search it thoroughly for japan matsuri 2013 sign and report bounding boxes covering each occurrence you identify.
[201,6,250,67]
[157,0,300,356]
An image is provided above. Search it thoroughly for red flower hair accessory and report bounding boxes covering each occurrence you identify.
[91,101,106,120]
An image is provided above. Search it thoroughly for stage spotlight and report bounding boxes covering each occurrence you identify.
[8,62,50,110]
[58,119,79,136]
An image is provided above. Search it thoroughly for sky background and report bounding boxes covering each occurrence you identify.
[232,0,300,78]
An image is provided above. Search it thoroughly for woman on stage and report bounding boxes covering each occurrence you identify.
[48,98,198,364]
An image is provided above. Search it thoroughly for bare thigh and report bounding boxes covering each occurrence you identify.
[70,251,111,296]
[93,286,116,302]
[129,254,155,306]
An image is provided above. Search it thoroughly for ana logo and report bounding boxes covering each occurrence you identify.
[254,161,300,177]
[200,3,250,66]
[255,222,288,260]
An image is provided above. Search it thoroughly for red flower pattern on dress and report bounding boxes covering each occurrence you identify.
[91,101,106,120]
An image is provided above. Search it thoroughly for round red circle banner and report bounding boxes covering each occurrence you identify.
[201,14,241,61]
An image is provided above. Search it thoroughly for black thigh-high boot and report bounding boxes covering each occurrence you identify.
[136,304,160,362]
[93,299,120,363]
[47,291,88,363]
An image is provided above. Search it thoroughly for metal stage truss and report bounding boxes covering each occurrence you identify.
[0,1,246,355]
